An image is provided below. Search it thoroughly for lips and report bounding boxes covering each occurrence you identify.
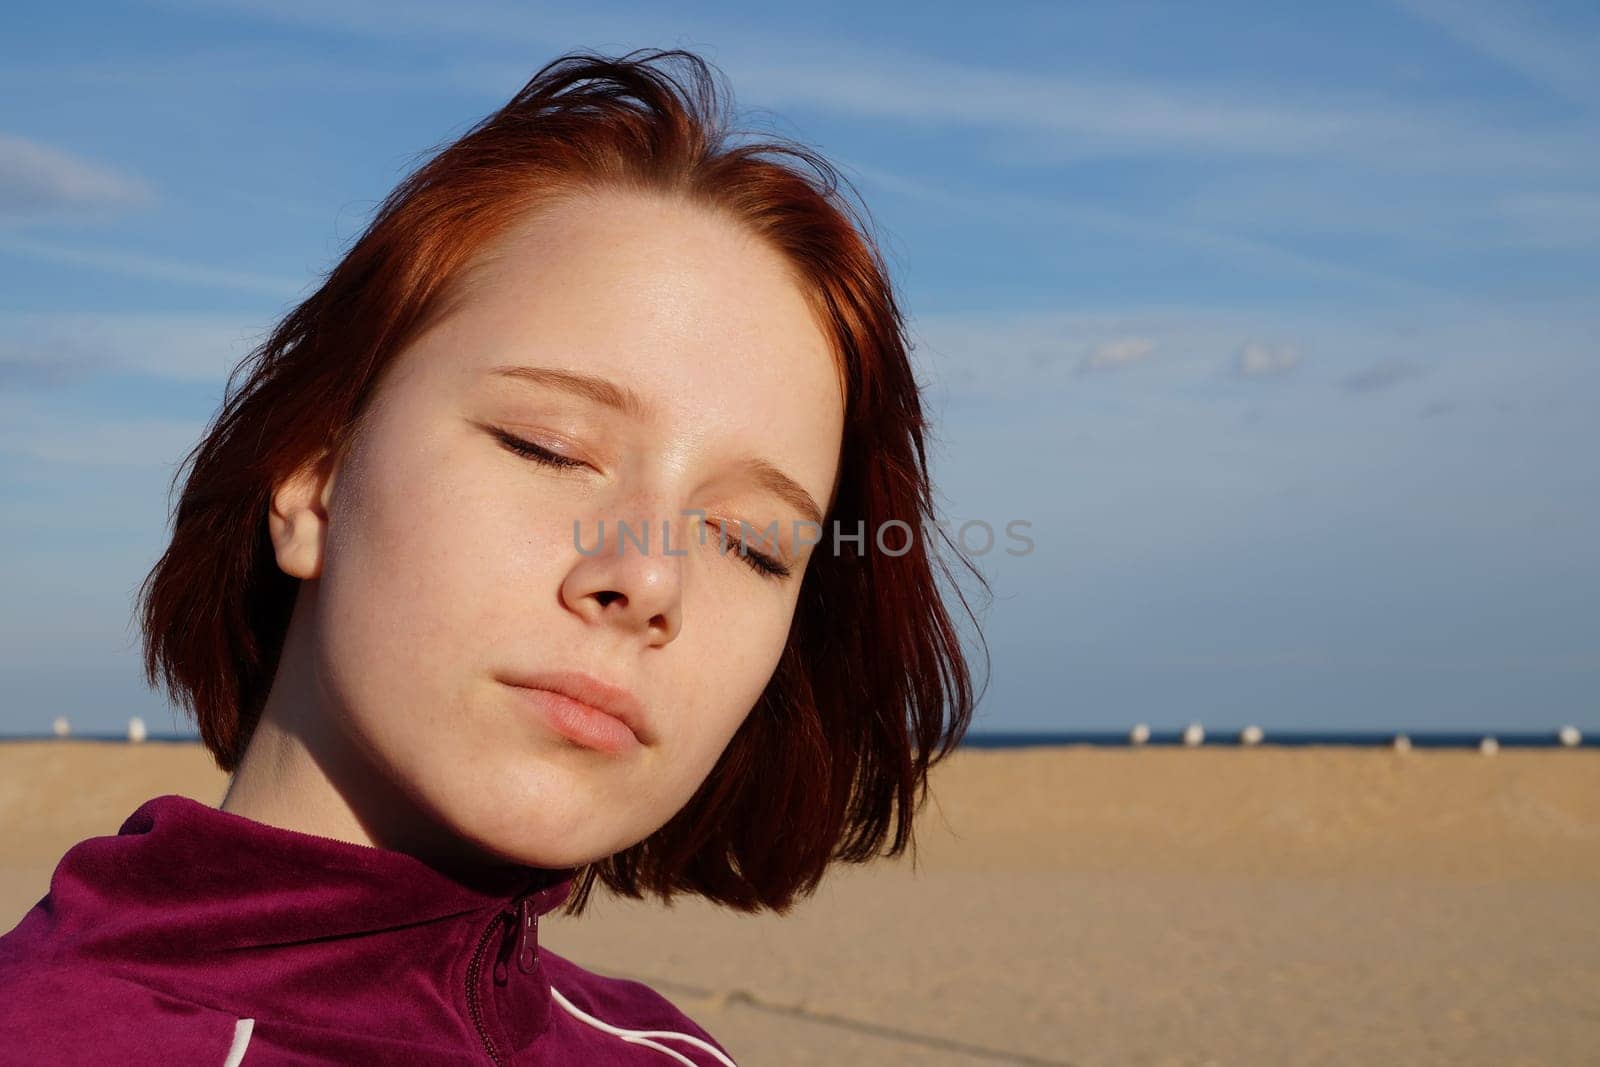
[499,669,655,748]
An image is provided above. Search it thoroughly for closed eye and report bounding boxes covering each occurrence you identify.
[492,428,587,470]
[716,527,790,579]
[707,520,793,581]
[495,425,794,582]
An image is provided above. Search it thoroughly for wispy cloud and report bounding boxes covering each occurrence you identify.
[0,311,272,383]
[1340,355,1428,394]
[1078,337,1156,375]
[0,347,111,389]
[0,44,474,98]
[849,162,1447,303]
[1497,190,1600,247]
[741,54,1593,176]
[1235,341,1304,380]
[160,0,1598,177]
[910,307,1269,402]
[0,410,205,469]
[1396,0,1600,109]
[0,234,308,297]
[0,133,153,218]
[909,302,1588,408]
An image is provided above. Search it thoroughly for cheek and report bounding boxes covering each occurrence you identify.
[673,605,794,769]
[316,438,529,734]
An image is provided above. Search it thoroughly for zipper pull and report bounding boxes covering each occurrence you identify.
[492,903,518,985]
[515,895,540,979]
[515,895,540,974]
[493,896,541,983]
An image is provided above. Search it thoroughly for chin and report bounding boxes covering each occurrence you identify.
[430,785,628,871]
[472,827,625,871]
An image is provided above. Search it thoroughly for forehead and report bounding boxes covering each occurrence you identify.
[402,189,845,485]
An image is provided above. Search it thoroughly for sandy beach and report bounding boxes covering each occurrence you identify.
[2,740,1596,1065]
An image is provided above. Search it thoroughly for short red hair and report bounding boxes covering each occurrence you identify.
[139,48,988,913]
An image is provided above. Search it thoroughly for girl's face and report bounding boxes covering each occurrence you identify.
[272,189,844,868]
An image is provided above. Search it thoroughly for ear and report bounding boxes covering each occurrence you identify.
[267,447,340,580]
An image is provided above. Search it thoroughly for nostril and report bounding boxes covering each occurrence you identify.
[595,590,624,608]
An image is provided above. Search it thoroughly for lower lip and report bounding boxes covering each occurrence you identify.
[509,685,642,755]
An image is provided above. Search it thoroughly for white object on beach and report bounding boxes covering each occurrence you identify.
[1558,725,1581,748]
[1129,723,1150,745]
[127,716,148,743]
[1479,736,1499,756]
[52,715,72,738]
[1182,722,1205,747]
[1392,733,1411,752]
[1240,724,1264,746]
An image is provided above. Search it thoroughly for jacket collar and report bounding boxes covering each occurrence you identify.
[46,793,580,1061]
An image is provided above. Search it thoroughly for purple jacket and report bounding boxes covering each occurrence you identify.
[0,794,737,1066]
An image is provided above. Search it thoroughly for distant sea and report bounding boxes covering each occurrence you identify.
[961,729,1597,749]
[2,729,1594,749]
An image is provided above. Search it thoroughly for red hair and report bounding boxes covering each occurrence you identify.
[138,47,988,914]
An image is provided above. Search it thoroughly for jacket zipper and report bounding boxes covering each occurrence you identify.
[466,891,544,1065]
[467,903,515,1066]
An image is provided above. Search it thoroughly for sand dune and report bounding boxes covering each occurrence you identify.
[2,740,1596,1065]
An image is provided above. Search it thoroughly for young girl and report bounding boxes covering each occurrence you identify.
[0,47,984,1065]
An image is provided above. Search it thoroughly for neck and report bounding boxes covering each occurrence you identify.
[223,697,514,876]
[221,592,509,877]
[220,708,374,847]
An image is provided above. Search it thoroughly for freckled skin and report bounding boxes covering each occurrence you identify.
[224,189,845,870]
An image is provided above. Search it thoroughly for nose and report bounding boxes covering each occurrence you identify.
[560,507,685,646]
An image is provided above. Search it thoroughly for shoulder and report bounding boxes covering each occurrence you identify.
[540,950,737,1066]
[1,901,253,1067]
[0,956,252,1067]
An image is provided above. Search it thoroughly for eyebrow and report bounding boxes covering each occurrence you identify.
[489,363,650,420]
[488,363,826,527]
[732,456,825,528]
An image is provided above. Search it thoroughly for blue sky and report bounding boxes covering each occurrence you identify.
[2,1,1597,736]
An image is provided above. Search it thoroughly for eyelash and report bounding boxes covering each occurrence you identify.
[493,428,794,581]
[493,427,587,470]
